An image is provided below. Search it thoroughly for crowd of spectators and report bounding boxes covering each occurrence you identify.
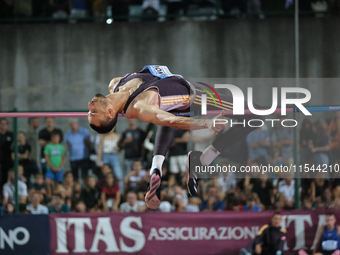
[1,112,340,215]
[1,0,339,21]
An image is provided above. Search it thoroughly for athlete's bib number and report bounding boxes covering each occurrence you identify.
[322,240,338,251]
[142,65,183,79]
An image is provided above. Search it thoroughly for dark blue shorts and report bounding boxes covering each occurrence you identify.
[45,168,63,183]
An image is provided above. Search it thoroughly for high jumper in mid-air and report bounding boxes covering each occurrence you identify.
[87,65,260,209]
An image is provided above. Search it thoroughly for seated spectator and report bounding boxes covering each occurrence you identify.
[97,164,113,190]
[277,173,295,210]
[218,168,237,195]
[184,197,201,212]
[244,194,262,212]
[299,212,340,255]
[124,160,148,195]
[200,186,225,211]
[44,131,66,198]
[203,177,224,201]
[159,201,172,212]
[252,173,276,210]
[101,173,120,212]
[74,200,87,212]
[315,172,331,203]
[172,184,188,212]
[161,164,175,188]
[120,191,145,213]
[4,203,14,215]
[80,175,101,212]
[49,193,70,213]
[317,188,338,209]
[300,171,316,202]
[63,171,81,201]
[26,192,48,214]
[29,173,47,198]
[240,212,286,255]
[224,193,244,211]
[2,170,28,206]
[18,164,27,184]
[11,131,39,185]
[142,0,159,20]
[302,197,314,210]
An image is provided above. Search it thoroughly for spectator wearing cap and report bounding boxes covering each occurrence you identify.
[120,191,145,213]
[65,118,91,182]
[26,192,48,214]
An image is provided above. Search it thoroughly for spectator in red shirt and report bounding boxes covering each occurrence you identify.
[101,173,120,212]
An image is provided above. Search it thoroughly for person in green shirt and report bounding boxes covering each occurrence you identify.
[44,130,66,198]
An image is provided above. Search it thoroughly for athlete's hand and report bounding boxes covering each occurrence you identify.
[206,110,227,135]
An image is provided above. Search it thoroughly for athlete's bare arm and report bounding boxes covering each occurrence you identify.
[132,100,226,134]
[108,77,122,94]
[108,77,142,94]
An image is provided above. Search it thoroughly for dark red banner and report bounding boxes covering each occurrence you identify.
[49,210,335,255]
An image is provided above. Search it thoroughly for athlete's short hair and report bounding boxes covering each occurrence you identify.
[89,114,118,134]
[326,212,336,218]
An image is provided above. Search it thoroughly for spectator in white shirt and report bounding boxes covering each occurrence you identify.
[184,197,201,212]
[277,173,295,210]
[120,191,145,213]
[26,192,48,214]
[2,170,28,206]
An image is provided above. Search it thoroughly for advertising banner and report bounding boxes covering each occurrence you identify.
[0,214,50,255]
[49,210,336,255]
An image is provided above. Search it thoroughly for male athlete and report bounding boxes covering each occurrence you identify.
[88,65,260,209]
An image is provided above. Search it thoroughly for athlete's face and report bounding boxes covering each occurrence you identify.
[326,215,336,230]
[271,214,282,228]
[87,94,108,126]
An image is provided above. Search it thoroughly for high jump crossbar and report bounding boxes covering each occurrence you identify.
[0,106,340,118]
